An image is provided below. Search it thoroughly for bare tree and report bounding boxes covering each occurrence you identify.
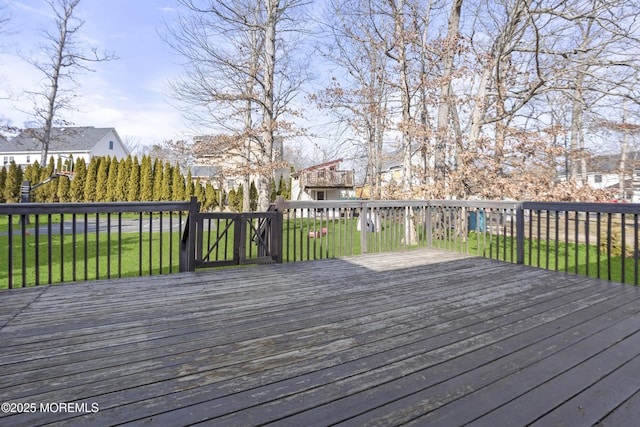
[0,3,10,43]
[314,0,394,200]
[537,0,640,184]
[167,0,309,211]
[0,3,14,126]
[433,0,462,196]
[22,0,116,166]
[312,0,640,201]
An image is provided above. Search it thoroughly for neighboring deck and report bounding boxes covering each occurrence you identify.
[1,249,640,426]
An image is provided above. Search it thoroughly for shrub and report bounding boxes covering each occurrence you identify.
[600,226,634,257]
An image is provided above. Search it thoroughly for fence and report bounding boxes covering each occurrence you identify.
[2,198,639,289]
[519,201,640,284]
[276,199,640,285]
[277,199,431,261]
[0,199,197,289]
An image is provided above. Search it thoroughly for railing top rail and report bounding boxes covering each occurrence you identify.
[522,201,640,214]
[280,200,430,209]
[281,200,365,209]
[198,211,280,219]
[0,201,194,215]
[428,200,520,210]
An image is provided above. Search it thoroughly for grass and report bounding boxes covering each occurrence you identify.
[1,230,183,289]
[431,231,640,285]
[2,216,638,289]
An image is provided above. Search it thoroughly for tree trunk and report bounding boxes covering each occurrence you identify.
[258,0,278,212]
[41,4,70,166]
[434,0,463,196]
[569,66,586,183]
[619,101,629,200]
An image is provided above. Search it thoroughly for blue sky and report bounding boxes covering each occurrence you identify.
[0,0,186,148]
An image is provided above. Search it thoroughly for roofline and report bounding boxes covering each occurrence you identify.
[302,159,343,171]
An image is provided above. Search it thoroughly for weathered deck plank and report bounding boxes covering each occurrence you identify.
[1,249,639,426]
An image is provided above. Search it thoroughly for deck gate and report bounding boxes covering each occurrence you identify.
[193,211,283,268]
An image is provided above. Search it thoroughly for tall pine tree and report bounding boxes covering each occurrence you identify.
[139,155,153,201]
[70,158,87,202]
[4,161,23,202]
[34,157,56,202]
[185,169,194,200]
[56,172,71,202]
[105,156,119,202]
[152,158,163,201]
[117,155,132,201]
[0,167,6,203]
[161,163,172,201]
[171,164,185,201]
[127,156,140,201]
[84,157,100,202]
[95,156,110,202]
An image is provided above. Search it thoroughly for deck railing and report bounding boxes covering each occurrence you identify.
[275,198,640,285]
[276,199,431,261]
[2,197,639,289]
[301,169,355,188]
[0,199,198,289]
[519,201,640,285]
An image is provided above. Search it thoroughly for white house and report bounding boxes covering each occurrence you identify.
[0,126,129,169]
[558,152,640,202]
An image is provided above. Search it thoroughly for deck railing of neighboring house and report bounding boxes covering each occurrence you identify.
[301,170,355,188]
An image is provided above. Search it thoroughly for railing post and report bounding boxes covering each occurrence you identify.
[274,197,284,263]
[180,196,200,272]
[426,204,433,248]
[360,201,368,254]
[234,214,244,264]
[516,203,525,265]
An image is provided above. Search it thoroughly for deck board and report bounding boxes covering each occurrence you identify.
[1,249,639,426]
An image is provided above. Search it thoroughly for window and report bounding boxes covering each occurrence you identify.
[594,174,602,183]
[3,156,7,165]
[109,140,114,150]
[26,155,30,163]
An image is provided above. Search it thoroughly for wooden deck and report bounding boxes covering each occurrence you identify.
[1,249,640,426]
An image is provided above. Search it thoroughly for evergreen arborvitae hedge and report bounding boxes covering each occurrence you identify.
[0,166,6,203]
[1,155,290,210]
[4,161,22,202]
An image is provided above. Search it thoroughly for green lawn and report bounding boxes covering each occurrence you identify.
[2,216,638,289]
[1,231,183,289]
[430,231,640,285]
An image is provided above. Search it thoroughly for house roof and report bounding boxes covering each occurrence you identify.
[301,159,343,171]
[190,165,223,178]
[1,127,119,153]
[291,159,345,179]
[193,135,237,157]
[193,134,285,160]
[587,152,640,173]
